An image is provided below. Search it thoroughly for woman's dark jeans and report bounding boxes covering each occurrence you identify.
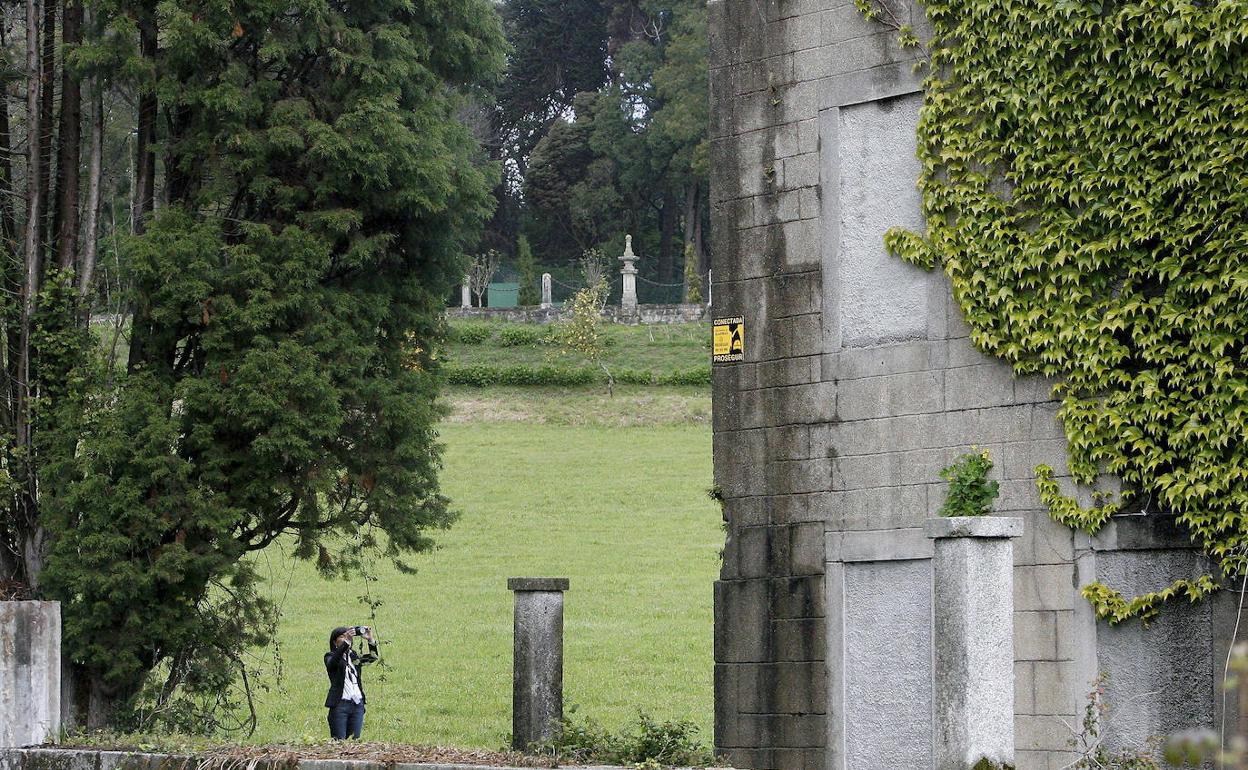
[328,700,365,740]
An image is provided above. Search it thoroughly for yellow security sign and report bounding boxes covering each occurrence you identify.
[713,316,744,363]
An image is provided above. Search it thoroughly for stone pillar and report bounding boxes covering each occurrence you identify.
[508,577,568,750]
[0,601,61,747]
[619,235,638,313]
[540,273,552,309]
[461,277,471,308]
[706,269,712,307]
[924,517,1022,770]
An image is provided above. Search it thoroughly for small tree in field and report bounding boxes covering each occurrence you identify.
[580,248,611,296]
[558,280,614,395]
[468,249,503,307]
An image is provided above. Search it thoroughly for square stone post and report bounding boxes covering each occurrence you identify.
[0,601,61,747]
[461,277,471,308]
[540,273,552,310]
[619,235,638,314]
[924,517,1023,770]
[508,577,568,751]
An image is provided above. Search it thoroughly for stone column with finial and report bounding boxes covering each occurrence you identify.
[461,276,471,309]
[541,273,552,310]
[620,235,639,315]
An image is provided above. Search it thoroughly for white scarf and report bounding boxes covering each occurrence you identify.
[341,648,363,703]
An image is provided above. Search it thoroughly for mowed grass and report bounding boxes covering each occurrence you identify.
[444,321,710,372]
[247,410,720,748]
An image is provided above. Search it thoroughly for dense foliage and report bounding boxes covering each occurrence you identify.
[486,0,709,292]
[2,0,505,730]
[883,0,1248,621]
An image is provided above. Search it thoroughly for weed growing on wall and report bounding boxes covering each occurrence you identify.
[863,0,1248,622]
[938,449,999,517]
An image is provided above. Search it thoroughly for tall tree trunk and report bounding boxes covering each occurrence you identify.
[54,0,83,273]
[0,20,16,253]
[38,0,55,266]
[128,0,157,371]
[682,180,705,280]
[132,0,156,236]
[18,0,44,591]
[78,77,102,313]
[657,188,677,283]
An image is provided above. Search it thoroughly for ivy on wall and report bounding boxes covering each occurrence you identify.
[874,0,1248,622]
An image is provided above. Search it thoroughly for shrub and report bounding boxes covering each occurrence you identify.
[498,326,549,347]
[614,369,656,385]
[937,448,1000,517]
[533,709,714,768]
[442,363,596,387]
[658,367,711,386]
[450,323,493,345]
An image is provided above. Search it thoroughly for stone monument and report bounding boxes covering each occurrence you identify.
[540,273,552,310]
[619,235,638,314]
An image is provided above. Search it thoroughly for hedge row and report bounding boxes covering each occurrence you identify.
[443,363,710,387]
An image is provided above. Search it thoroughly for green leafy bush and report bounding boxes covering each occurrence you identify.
[451,323,493,345]
[937,449,999,517]
[443,363,596,387]
[658,367,711,386]
[615,368,657,385]
[533,710,714,768]
[498,326,551,347]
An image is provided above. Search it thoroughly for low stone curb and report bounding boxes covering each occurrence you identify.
[0,747,722,770]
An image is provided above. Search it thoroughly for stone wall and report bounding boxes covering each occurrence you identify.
[446,304,708,325]
[707,1,1239,768]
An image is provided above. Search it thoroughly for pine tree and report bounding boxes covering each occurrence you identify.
[4,0,508,730]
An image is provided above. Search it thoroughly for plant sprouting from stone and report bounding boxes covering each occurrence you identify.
[1066,674,1165,769]
[937,448,1000,517]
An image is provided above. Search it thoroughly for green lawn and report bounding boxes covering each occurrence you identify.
[247,406,719,748]
[444,320,710,373]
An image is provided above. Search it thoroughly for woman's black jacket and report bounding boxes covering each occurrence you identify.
[324,640,378,708]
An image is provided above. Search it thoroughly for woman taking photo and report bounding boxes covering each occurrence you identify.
[324,625,379,740]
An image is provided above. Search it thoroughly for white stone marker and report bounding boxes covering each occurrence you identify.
[924,516,1022,770]
[0,601,61,747]
[509,577,568,750]
[540,273,552,309]
[619,235,638,313]
[461,276,471,308]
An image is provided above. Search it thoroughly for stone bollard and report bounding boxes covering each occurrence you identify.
[924,517,1022,770]
[508,577,568,751]
[540,273,552,310]
[619,235,638,314]
[0,601,61,747]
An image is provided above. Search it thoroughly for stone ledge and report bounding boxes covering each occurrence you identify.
[0,748,668,770]
[507,577,570,592]
[923,516,1024,540]
[1090,512,1200,552]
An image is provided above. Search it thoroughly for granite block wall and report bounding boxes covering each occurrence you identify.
[708,0,1239,767]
